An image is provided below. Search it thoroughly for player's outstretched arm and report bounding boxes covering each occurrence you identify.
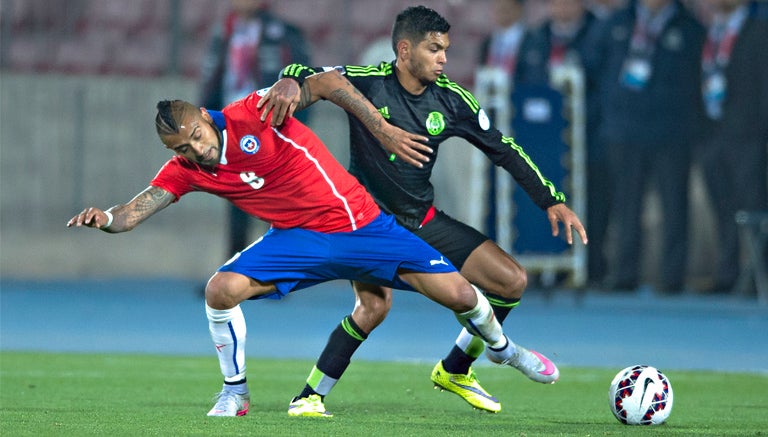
[260,69,432,168]
[66,186,175,233]
[546,203,588,245]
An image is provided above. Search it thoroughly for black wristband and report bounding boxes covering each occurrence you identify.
[279,64,315,87]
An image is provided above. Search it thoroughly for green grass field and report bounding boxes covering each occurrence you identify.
[1,351,766,436]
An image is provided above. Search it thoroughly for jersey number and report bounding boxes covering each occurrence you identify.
[240,172,265,190]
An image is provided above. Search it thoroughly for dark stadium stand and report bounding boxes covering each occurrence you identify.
[1,0,495,85]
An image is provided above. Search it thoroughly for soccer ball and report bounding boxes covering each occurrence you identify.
[609,365,673,425]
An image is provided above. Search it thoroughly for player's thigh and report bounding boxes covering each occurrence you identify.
[461,240,527,298]
[399,271,476,312]
[417,211,525,297]
[415,210,486,270]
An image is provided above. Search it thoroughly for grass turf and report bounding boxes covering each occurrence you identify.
[1,351,766,436]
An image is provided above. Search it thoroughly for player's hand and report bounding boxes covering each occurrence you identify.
[257,78,301,126]
[378,123,432,168]
[66,207,110,229]
[546,203,588,245]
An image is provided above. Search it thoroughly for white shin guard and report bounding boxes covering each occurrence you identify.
[454,285,507,350]
[206,303,247,382]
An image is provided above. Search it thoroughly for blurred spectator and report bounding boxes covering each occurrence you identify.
[514,0,610,286]
[593,0,706,293]
[587,0,628,19]
[198,0,311,257]
[751,0,768,19]
[475,0,527,250]
[516,0,600,85]
[697,0,768,293]
[479,0,527,77]
[359,37,393,66]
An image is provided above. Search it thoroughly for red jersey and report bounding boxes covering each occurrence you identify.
[151,91,380,233]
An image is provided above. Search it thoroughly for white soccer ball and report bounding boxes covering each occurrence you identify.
[609,365,673,425]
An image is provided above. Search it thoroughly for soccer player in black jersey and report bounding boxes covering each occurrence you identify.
[260,5,588,415]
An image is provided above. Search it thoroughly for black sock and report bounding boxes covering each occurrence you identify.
[298,385,319,400]
[485,293,520,323]
[298,315,367,399]
[442,346,476,374]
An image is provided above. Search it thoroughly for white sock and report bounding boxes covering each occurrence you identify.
[206,303,247,383]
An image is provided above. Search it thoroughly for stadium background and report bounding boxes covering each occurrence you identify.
[0,0,724,284]
[1,0,766,377]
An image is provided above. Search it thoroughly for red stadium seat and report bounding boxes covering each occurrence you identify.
[84,0,146,34]
[53,31,113,75]
[108,34,170,77]
[7,35,54,72]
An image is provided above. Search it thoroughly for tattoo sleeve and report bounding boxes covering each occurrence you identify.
[327,87,384,136]
[106,186,175,232]
[297,83,313,111]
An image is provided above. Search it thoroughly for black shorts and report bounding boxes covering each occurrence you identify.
[412,209,489,271]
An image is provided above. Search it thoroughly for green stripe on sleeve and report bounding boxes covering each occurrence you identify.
[502,136,567,202]
[435,75,480,113]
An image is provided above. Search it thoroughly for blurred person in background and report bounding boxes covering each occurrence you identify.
[476,0,527,265]
[697,0,768,294]
[514,0,610,286]
[516,0,599,85]
[751,0,768,19]
[479,0,528,77]
[199,0,311,259]
[587,0,627,19]
[264,5,587,415]
[592,0,705,294]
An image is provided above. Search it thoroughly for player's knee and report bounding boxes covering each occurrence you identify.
[204,275,240,310]
[498,264,528,297]
[507,265,528,297]
[447,280,481,313]
[478,264,527,299]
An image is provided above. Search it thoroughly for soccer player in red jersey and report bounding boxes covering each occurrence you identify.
[67,75,525,417]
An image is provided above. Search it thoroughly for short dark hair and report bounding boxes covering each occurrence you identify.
[391,5,451,53]
[155,100,197,136]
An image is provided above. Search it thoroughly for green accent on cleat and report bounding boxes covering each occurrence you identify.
[288,394,333,417]
[430,360,501,413]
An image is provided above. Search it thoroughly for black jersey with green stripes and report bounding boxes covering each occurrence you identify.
[281,61,565,231]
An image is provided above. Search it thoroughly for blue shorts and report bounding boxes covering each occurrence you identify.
[218,212,457,299]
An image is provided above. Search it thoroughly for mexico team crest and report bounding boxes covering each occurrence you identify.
[239,135,260,154]
[425,111,445,136]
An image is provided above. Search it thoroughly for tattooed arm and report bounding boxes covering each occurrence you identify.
[258,70,432,167]
[66,186,175,233]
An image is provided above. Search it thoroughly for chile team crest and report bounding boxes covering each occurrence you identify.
[240,135,260,154]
